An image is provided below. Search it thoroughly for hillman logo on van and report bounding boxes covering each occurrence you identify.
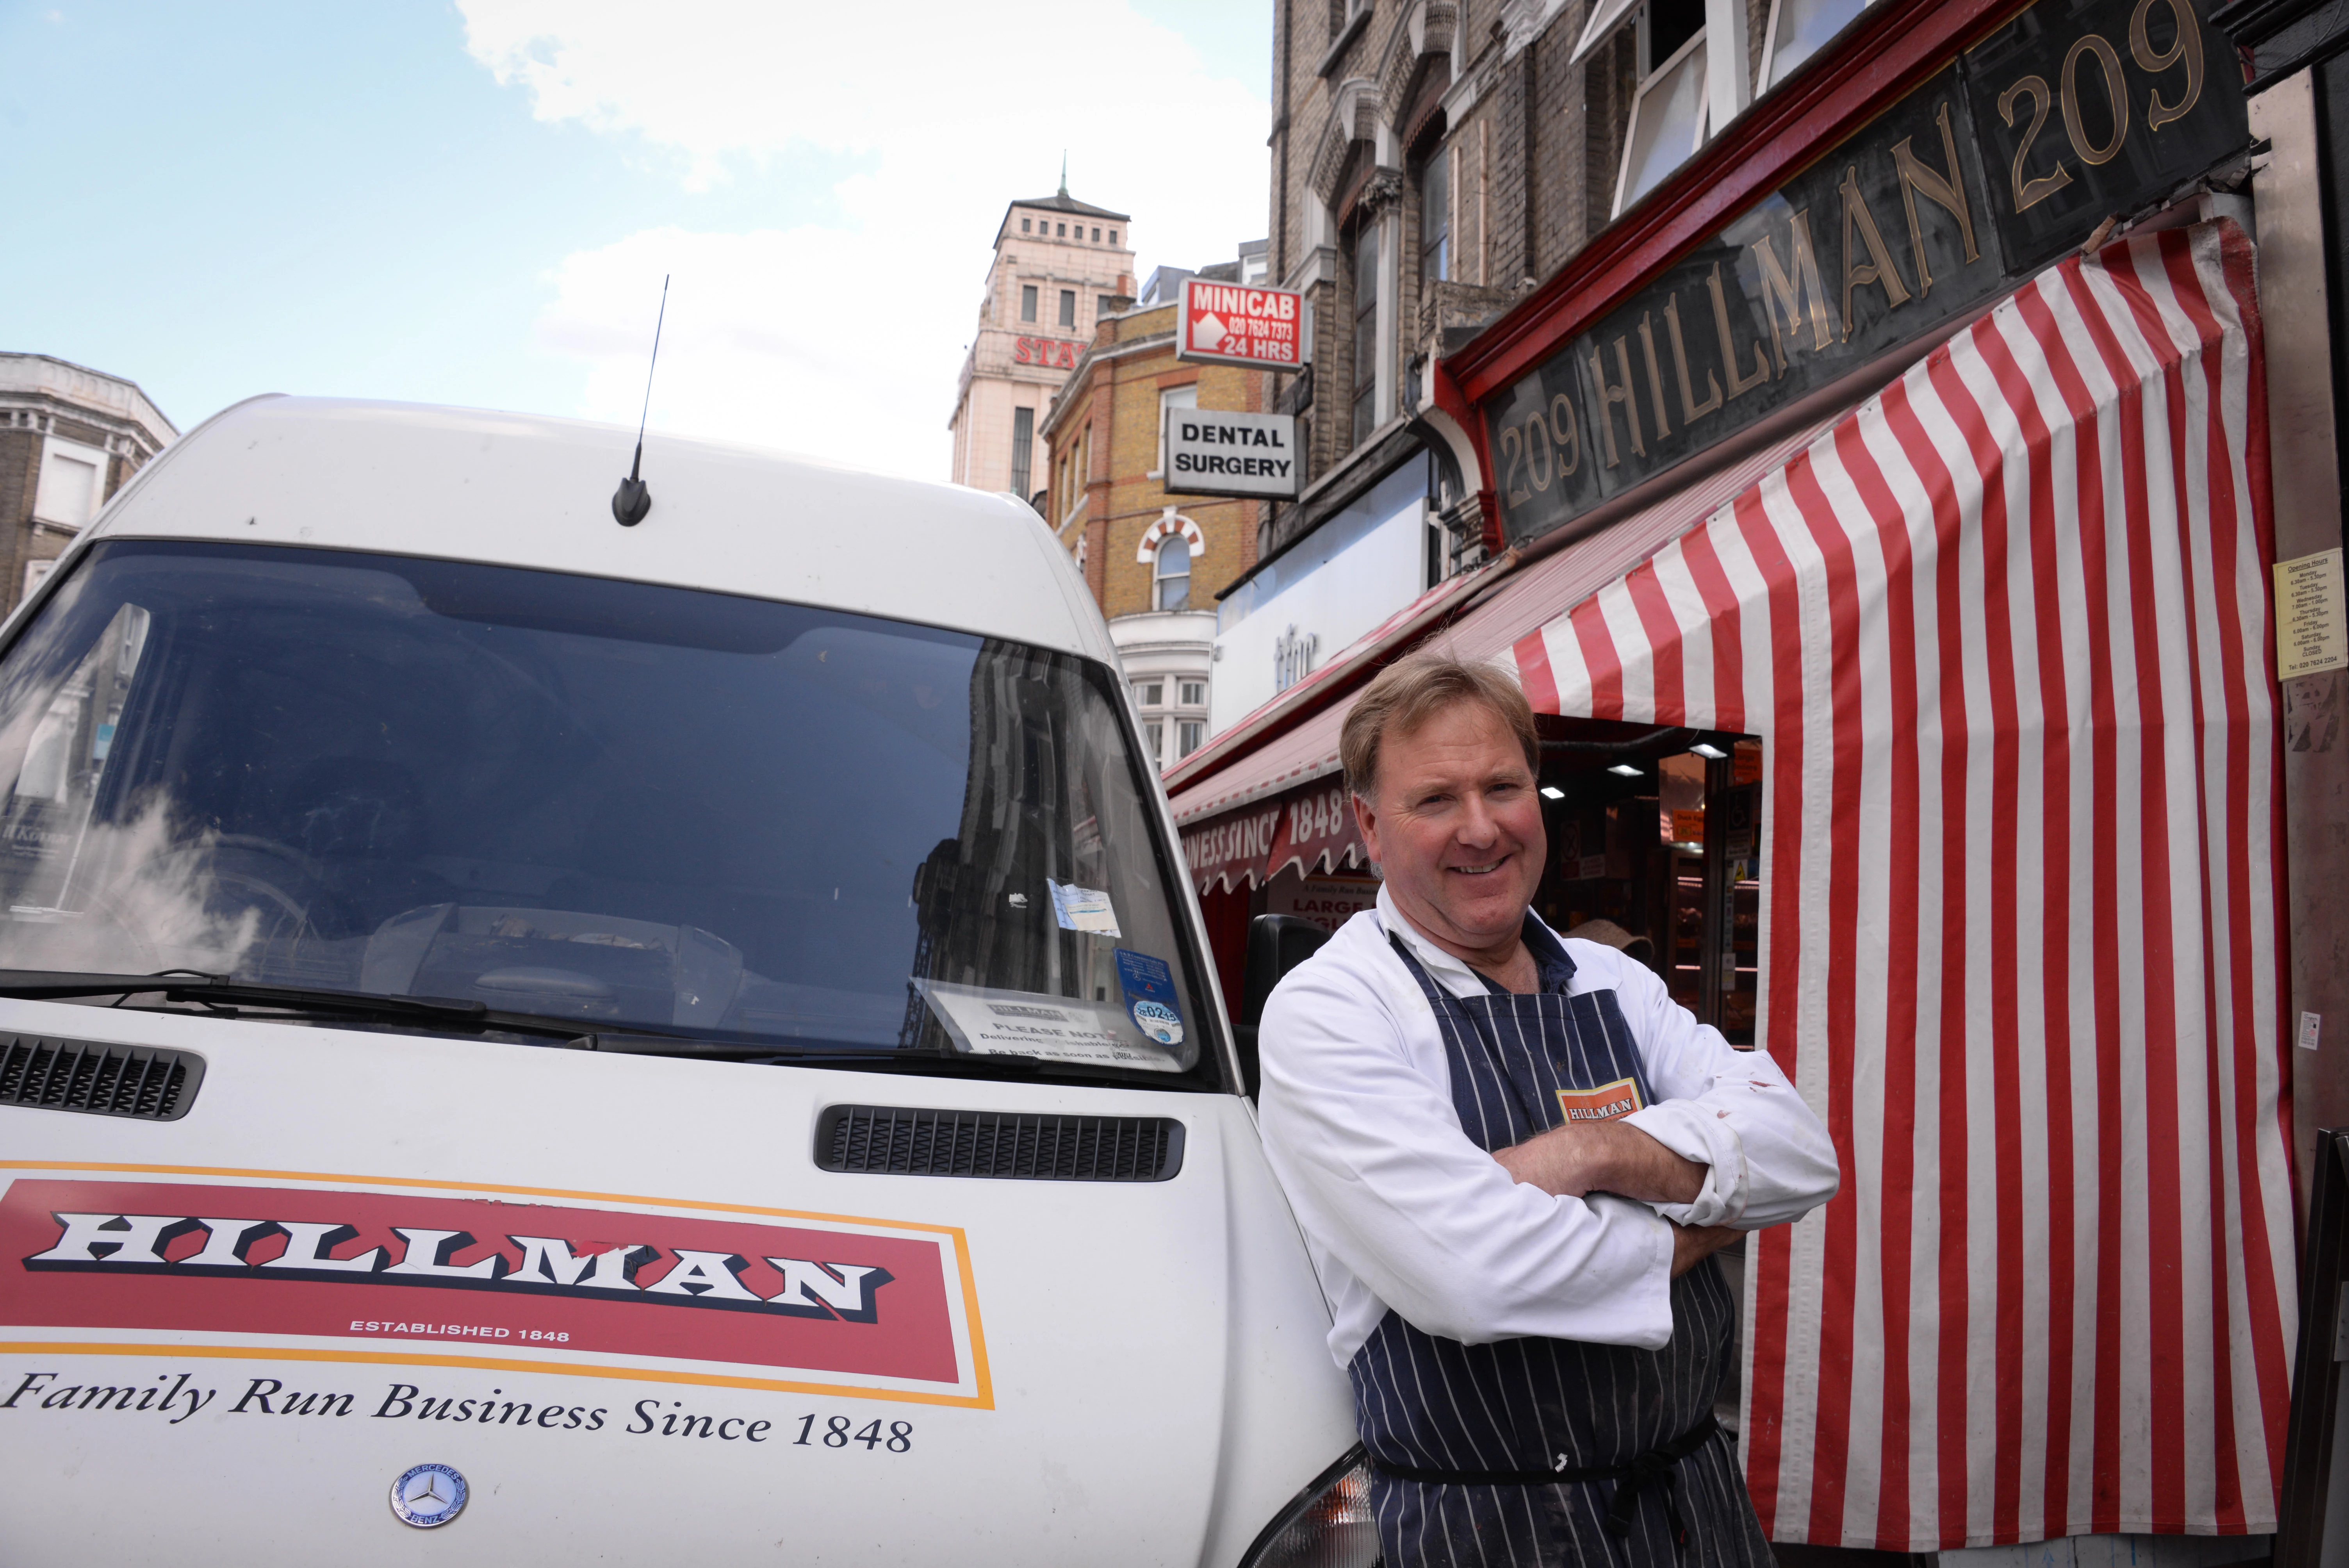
[0,1170,990,1406]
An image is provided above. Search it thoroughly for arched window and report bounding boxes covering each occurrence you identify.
[1154,535,1192,611]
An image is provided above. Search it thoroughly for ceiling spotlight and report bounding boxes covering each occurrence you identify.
[1607,763,1643,777]
[1689,741,1728,761]
[1540,785,1565,800]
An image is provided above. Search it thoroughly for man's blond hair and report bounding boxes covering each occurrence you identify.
[1340,654,1540,798]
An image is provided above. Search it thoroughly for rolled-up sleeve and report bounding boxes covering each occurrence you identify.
[1258,952,1681,1351]
[1602,954,1840,1231]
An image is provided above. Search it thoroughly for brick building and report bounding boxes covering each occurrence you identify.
[1041,250,1275,771]
[948,182,1136,501]
[1214,0,1830,724]
[0,355,175,611]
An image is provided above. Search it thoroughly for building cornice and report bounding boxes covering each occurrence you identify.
[0,395,169,460]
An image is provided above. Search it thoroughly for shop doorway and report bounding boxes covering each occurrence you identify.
[1530,716,1763,1048]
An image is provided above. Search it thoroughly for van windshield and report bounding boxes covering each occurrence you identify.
[0,541,1219,1086]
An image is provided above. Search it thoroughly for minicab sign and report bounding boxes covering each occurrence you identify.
[1176,278,1303,369]
[1164,410,1299,499]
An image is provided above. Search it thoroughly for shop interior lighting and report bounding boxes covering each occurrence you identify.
[1607,763,1643,777]
[1540,785,1565,800]
[1689,741,1729,760]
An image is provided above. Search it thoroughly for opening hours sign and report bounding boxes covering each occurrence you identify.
[1177,279,1303,369]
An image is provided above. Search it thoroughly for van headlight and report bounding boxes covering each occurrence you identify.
[1237,1447,1379,1568]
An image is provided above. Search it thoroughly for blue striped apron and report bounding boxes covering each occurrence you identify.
[1353,924,1772,1567]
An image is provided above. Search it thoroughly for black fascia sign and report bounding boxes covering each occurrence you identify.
[1483,0,2247,547]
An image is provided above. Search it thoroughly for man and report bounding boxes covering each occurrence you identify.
[1258,656,1838,1567]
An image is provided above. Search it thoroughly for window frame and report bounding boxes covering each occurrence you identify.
[1419,148,1452,287]
[33,436,109,531]
[1612,25,1713,218]
[1155,385,1199,474]
[1349,219,1382,450]
[1757,0,1873,93]
[1153,536,1193,613]
[1011,406,1035,498]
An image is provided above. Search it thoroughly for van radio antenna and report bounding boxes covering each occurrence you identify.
[611,273,668,527]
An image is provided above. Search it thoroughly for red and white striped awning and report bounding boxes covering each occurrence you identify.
[1514,222,2292,1550]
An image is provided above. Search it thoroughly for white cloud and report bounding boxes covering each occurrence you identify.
[460,0,1272,480]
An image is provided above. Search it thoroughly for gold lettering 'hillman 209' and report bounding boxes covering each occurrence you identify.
[1484,0,2246,546]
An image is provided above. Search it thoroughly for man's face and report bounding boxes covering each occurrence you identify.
[1355,700,1547,955]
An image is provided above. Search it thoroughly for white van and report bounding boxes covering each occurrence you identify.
[0,397,1363,1564]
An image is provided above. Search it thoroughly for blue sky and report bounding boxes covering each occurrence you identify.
[3,1,1273,478]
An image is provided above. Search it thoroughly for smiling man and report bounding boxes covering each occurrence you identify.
[1256,655,1838,1568]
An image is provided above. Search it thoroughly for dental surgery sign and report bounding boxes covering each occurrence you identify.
[1178,278,1304,369]
[1165,410,1301,499]
[1484,0,2247,545]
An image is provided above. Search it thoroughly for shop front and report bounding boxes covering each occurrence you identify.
[1173,0,2314,1554]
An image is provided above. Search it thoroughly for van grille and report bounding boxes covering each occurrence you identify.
[0,1038,204,1121]
[815,1105,1183,1181]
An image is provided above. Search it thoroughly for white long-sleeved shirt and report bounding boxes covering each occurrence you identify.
[1256,886,1839,1365]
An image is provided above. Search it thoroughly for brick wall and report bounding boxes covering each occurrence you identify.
[1041,308,1270,616]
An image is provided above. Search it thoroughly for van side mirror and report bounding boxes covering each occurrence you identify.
[1232,914,1333,1100]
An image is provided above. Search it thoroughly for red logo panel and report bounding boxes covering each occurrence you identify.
[0,1179,963,1387]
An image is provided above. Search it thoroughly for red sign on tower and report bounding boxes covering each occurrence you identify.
[1175,278,1303,369]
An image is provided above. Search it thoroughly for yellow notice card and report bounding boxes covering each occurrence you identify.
[2276,548,2349,680]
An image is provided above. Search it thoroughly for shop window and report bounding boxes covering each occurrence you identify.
[1059,289,1077,328]
[1134,681,1164,707]
[1021,285,1038,323]
[1350,222,1381,449]
[1178,720,1205,757]
[1760,0,1871,91]
[1179,680,1207,706]
[1419,148,1451,286]
[1154,536,1192,612]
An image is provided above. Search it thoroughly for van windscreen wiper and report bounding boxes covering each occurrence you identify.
[0,970,490,1023]
[573,1033,1205,1089]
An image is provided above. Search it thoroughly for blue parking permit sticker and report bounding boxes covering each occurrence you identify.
[1114,949,1184,1048]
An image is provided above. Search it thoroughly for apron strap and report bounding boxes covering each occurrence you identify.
[1368,1412,1719,1549]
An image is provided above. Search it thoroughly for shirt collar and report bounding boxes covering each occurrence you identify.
[1376,884,1578,1000]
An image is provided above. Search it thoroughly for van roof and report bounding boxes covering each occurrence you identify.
[87,396,1116,663]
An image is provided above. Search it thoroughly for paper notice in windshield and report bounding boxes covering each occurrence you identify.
[913,979,1178,1071]
[1046,880,1121,937]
